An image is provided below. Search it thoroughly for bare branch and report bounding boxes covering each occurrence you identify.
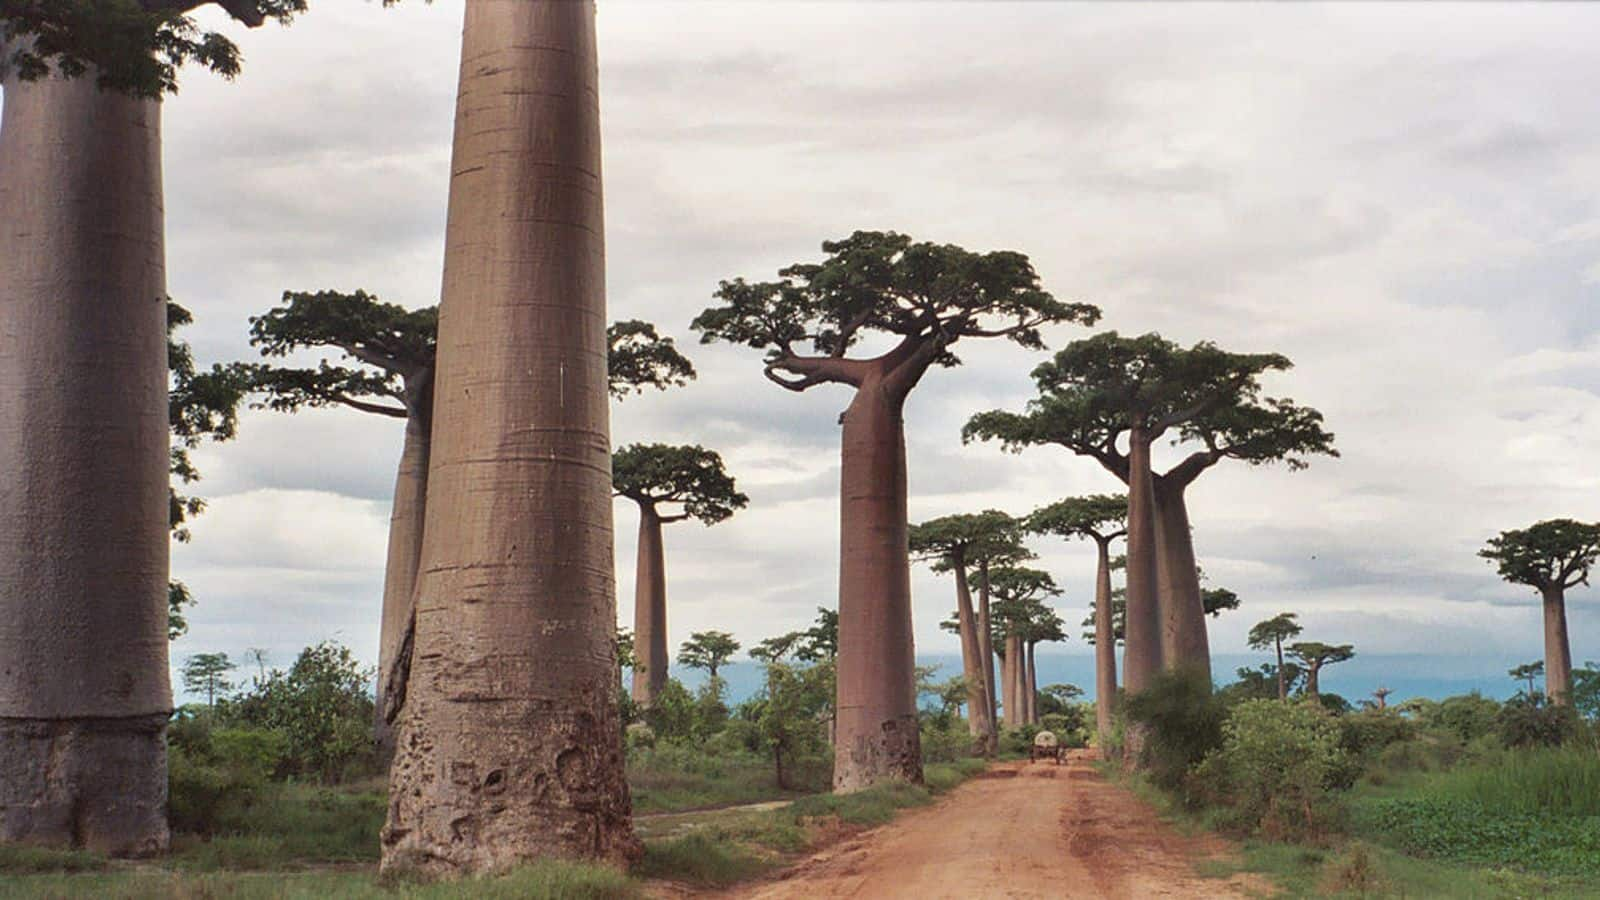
[332,395,409,418]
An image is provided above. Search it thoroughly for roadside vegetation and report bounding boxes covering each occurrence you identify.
[1112,656,1600,897]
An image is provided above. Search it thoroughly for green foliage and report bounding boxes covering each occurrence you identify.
[1039,711,1089,748]
[677,630,741,679]
[1356,797,1600,878]
[1025,494,1126,542]
[0,0,314,97]
[1122,669,1226,792]
[641,678,698,743]
[1247,612,1303,653]
[749,607,838,663]
[1480,518,1600,591]
[1495,693,1582,749]
[0,844,106,874]
[1337,710,1417,762]
[1194,699,1349,839]
[691,231,1099,381]
[181,652,236,707]
[1421,692,1502,742]
[612,443,747,523]
[910,509,1033,576]
[224,641,377,782]
[605,319,697,396]
[754,661,832,788]
[1573,662,1600,721]
[636,832,770,887]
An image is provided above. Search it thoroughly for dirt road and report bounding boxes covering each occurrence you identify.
[729,751,1263,899]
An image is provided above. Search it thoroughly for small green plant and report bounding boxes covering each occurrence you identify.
[1193,698,1348,839]
[1121,669,1225,794]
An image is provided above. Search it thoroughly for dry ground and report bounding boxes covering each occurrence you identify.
[724,751,1267,899]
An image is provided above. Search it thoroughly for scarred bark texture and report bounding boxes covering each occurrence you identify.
[0,62,171,856]
[1092,537,1117,752]
[953,564,995,755]
[630,504,668,706]
[375,386,432,760]
[1121,427,1162,694]
[834,382,922,791]
[1153,479,1211,683]
[380,1,637,875]
[1540,584,1574,704]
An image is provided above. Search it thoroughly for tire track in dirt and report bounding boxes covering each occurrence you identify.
[722,751,1266,899]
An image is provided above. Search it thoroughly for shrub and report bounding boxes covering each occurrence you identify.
[167,747,263,836]
[222,641,377,783]
[1194,699,1349,840]
[998,723,1042,757]
[1121,669,1225,793]
[1423,692,1500,742]
[1495,693,1581,748]
[1338,709,1416,761]
[919,718,973,764]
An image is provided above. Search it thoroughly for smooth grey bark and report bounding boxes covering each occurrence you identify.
[1092,536,1117,752]
[976,562,998,739]
[0,61,172,856]
[380,0,637,874]
[375,377,432,761]
[833,379,922,791]
[952,561,996,755]
[1540,584,1574,705]
[1121,426,1162,694]
[629,503,668,706]
[1153,477,1211,683]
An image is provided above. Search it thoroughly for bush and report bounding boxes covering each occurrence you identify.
[168,747,265,836]
[998,723,1041,757]
[919,718,974,764]
[1039,712,1088,749]
[1193,699,1349,840]
[1338,709,1416,761]
[1495,693,1581,749]
[222,641,377,783]
[1121,669,1225,793]
[1422,692,1499,742]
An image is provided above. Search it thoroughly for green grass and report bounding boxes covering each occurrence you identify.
[168,781,386,870]
[1201,840,1600,899]
[625,747,829,814]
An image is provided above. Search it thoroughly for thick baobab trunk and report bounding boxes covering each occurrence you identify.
[834,382,922,791]
[953,564,996,755]
[1153,480,1211,684]
[1093,537,1117,751]
[375,395,431,759]
[381,1,637,875]
[1540,584,1574,705]
[1122,426,1162,695]
[1305,664,1322,699]
[0,65,172,856]
[630,504,669,706]
[1001,634,1024,726]
[977,563,998,737]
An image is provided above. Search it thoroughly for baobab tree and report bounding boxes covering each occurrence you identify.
[1247,612,1304,700]
[1020,606,1067,724]
[1027,494,1125,745]
[0,0,309,856]
[1509,661,1545,696]
[678,631,741,683]
[244,290,692,752]
[967,332,1334,691]
[1480,519,1600,706]
[613,444,746,706]
[987,568,1061,727]
[1287,642,1355,699]
[1371,687,1393,710]
[693,231,1097,790]
[910,512,1028,755]
[382,1,639,872]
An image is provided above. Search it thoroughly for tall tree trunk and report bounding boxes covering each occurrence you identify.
[1541,584,1574,705]
[1274,639,1286,700]
[953,563,995,756]
[381,0,637,875]
[1305,664,1321,698]
[834,381,922,791]
[1093,536,1118,752]
[375,392,431,760]
[1153,479,1211,683]
[977,562,998,740]
[630,503,668,706]
[1024,641,1038,724]
[1001,634,1024,726]
[0,63,171,857]
[1122,426,1162,695]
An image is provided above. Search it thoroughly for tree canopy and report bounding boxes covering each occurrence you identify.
[691,231,1099,398]
[964,332,1334,484]
[612,444,747,524]
[1288,642,1355,671]
[750,608,838,664]
[1026,494,1127,543]
[1479,519,1600,592]
[909,509,1032,574]
[244,289,695,417]
[1246,613,1303,652]
[678,630,741,679]
[0,0,341,97]
[987,567,1062,643]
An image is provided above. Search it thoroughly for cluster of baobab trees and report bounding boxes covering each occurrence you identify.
[7,0,1474,882]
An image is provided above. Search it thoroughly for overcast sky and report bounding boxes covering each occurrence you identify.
[51,1,1600,682]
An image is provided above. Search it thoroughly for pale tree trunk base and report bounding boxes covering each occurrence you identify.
[832,712,923,793]
[0,715,168,856]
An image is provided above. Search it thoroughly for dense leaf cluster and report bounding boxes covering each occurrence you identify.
[612,443,747,524]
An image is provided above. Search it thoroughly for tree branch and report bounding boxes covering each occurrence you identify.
[333,342,410,376]
[1160,450,1221,490]
[140,0,267,28]
[333,395,408,418]
[764,354,866,392]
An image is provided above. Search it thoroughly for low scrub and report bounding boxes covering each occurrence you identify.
[1192,699,1349,840]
